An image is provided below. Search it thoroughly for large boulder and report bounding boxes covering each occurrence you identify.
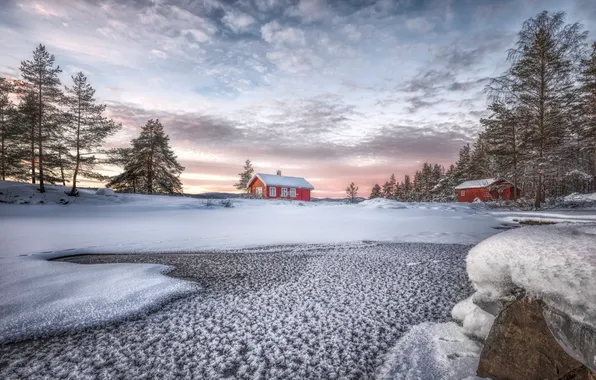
[477,297,595,380]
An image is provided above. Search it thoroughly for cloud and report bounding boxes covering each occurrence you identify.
[405,17,433,33]
[404,96,443,113]
[447,77,489,92]
[222,10,255,33]
[400,69,455,94]
[285,0,329,23]
[260,21,306,45]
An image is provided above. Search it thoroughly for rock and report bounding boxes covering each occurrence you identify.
[477,297,595,380]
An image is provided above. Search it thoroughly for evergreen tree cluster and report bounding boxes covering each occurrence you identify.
[0,44,185,195]
[371,11,596,206]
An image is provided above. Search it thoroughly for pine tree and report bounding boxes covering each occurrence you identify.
[234,159,254,192]
[487,11,587,207]
[452,144,472,186]
[108,119,184,194]
[345,182,359,203]
[403,174,412,201]
[0,77,18,180]
[369,184,382,199]
[19,44,63,193]
[481,102,523,200]
[382,174,396,198]
[16,91,39,183]
[64,72,121,195]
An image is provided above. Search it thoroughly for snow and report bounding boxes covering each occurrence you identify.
[377,322,482,380]
[2,180,596,376]
[0,257,196,343]
[454,178,498,190]
[95,187,115,196]
[466,223,596,330]
[563,192,596,203]
[0,243,473,379]
[252,173,314,189]
[451,296,495,340]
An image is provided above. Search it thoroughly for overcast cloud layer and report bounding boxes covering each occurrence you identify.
[1,0,595,196]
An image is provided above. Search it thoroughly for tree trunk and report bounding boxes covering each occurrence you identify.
[70,97,81,195]
[1,109,5,180]
[147,128,155,194]
[30,116,35,184]
[37,71,45,193]
[535,56,546,209]
[59,149,66,186]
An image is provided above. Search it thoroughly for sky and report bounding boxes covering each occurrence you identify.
[1,0,596,197]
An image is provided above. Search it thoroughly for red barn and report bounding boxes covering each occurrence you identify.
[455,178,520,202]
[248,173,314,201]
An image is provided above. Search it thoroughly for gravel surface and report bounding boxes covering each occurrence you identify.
[0,242,473,380]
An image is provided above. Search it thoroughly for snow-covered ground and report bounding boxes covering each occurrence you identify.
[2,180,596,379]
[0,243,475,380]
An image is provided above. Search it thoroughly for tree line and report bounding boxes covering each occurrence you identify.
[0,44,184,195]
[370,11,596,207]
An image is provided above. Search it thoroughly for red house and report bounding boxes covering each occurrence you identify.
[455,178,520,202]
[248,173,314,201]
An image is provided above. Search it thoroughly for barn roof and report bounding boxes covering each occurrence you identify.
[454,178,500,190]
[250,173,315,190]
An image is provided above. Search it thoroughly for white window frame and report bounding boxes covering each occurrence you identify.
[290,188,296,198]
[281,188,288,197]
[269,187,276,197]
[256,187,262,196]
[461,190,465,196]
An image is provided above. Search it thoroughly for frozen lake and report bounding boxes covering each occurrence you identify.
[0,243,473,380]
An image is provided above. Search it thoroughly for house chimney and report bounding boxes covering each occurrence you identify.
[277,170,282,176]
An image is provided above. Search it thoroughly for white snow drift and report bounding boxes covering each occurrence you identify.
[466,224,596,329]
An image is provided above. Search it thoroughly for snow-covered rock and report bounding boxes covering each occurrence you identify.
[461,223,596,372]
[95,187,115,196]
[466,224,596,329]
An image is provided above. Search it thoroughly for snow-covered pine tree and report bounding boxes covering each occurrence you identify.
[402,174,412,201]
[19,44,63,193]
[369,184,382,199]
[487,11,587,207]
[381,174,397,199]
[481,102,523,199]
[345,182,358,203]
[64,72,121,196]
[108,119,184,195]
[234,159,254,192]
[468,135,496,181]
[452,144,472,187]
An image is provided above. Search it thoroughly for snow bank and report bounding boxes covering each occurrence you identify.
[377,322,482,380]
[563,192,596,203]
[463,223,596,372]
[466,224,596,328]
[0,180,123,205]
[95,187,115,196]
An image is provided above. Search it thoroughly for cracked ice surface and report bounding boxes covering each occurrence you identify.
[0,243,472,380]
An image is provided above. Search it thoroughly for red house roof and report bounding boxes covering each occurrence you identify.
[455,178,501,190]
[248,173,314,189]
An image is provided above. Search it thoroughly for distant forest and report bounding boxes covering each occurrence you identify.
[372,11,596,208]
[0,45,184,196]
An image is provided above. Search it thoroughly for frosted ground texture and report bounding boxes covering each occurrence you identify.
[0,243,472,380]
